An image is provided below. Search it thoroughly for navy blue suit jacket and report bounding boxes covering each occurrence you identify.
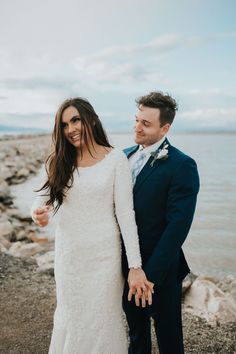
[122,138,200,286]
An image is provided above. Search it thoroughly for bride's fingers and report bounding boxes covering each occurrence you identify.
[128,289,133,301]
[128,285,137,301]
[129,286,136,295]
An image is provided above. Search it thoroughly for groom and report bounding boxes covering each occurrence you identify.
[122,91,200,354]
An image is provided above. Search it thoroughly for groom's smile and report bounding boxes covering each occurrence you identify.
[134,104,170,147]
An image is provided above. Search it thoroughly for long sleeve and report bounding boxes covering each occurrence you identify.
[114,150,142,268]
[144,157,200,285]
[30,167,51,222]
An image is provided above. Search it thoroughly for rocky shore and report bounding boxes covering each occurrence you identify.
[0,134,52,255]
[0,134,236,353]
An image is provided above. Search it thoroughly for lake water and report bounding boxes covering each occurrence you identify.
[11,133,236,278]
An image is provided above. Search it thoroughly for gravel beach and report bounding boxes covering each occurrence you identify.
[1,252,236,354]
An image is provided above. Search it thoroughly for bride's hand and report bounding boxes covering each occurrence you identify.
[33,205,51,227]
[128,268,154,307]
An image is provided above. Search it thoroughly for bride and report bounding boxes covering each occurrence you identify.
[31,97,153,353]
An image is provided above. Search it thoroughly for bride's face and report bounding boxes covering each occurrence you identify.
[61,106,92,149]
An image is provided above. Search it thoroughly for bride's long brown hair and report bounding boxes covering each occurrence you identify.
[38,97,112,212]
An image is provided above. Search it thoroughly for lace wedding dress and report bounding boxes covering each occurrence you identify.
[31,148,142,354]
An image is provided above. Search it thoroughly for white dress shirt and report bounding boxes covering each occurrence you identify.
[129,136,166,173]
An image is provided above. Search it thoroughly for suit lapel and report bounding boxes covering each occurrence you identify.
[124,145,139,158]
[133,138,170,195]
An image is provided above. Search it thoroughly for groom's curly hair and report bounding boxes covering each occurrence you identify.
[136,91,178,127]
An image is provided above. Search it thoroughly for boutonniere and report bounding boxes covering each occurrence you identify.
[150,143,169,167]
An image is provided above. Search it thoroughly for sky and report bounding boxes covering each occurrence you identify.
[0,0,236,133]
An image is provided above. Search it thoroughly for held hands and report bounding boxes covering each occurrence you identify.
[128,268,154,307]
[33,205,51,227]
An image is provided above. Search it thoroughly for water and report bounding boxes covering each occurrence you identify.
[11,133,236,277]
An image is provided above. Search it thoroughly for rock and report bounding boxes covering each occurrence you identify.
[7,241,43,258]
[35,250,54,275]
[227,282,236,304]
[198,275,220,284]
[5,160,15,168]
[0,243,7,253]
[16,168,30,178]
[182,272,197,295]
[184,277,236,326]
[10,177,26,185]
[217,275,236,303]
[17,215,33,223]
[15,230,28,241]
[5,208,20,217]
[30,234,49,244]
[0,165,12,180]
[0,181,10,200]
[27,165,37,174]
[0,219,14,238]
[0,182,13,206]
[0,235,11,249]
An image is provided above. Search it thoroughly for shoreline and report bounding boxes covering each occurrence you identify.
[1,130,236,141]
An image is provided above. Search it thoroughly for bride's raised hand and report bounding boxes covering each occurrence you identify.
[33,205,51,227]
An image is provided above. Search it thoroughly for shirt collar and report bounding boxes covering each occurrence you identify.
[138,136,166,156]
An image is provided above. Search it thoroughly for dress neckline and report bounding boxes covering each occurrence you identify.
[77,148,115,170]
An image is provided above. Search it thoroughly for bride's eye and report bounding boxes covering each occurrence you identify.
[71,117,81,124]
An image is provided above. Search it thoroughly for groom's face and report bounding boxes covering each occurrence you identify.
[134,105,170,147]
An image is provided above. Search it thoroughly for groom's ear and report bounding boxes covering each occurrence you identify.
[161,123,170,136]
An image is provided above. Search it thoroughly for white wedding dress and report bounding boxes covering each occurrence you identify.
[31,148,142,354]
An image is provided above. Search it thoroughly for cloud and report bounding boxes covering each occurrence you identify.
[1,31,235,95]
[0,78,72,91]
[213,32,236,39]
[179,108,236,127]
[185,88,232,96]
[72,33,195,88]
[0,31,235,131]
[180,88,236,100]
[77,33,185,63]
[75,31,236,65]
[71,31,236,92]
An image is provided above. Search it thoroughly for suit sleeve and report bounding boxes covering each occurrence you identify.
[144,157,200,285]
[114,150,142,269]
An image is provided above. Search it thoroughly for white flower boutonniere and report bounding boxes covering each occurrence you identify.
[150,143,169,167]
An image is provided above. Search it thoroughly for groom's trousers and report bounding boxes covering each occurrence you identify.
[123,277,184,354]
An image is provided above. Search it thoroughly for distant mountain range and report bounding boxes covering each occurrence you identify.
[0,125,49,133]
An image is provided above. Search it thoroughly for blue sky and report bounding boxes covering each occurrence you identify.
[0,0,235,132]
